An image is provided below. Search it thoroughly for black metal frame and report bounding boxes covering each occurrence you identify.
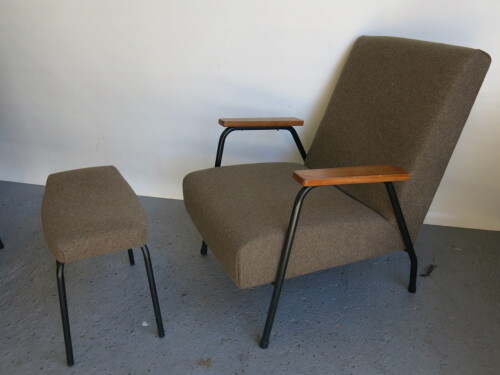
[198,125,418,348]
[215,126,307,167]
[260,186,315,348]
[56,261,73,366]
[0,237,4,249]
[128,248,135,265]
[200,241,207,256]
[141,245,165,338]
[200,126,307,256]
[258,181,418,348]
[385,182,418,293]
[55,245,164,366]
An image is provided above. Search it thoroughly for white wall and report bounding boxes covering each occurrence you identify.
[1,1,499,230]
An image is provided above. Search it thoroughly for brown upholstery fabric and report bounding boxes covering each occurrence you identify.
[306,36,491,241]
[42,166,148,263]
[183,36,490,289]
[184,163,402,288]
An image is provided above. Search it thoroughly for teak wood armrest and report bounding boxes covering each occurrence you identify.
[293,164,410,187]
[219,117,304,128]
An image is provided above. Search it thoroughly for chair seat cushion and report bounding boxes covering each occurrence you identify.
[183,162,403,288]
[42,166,148,263]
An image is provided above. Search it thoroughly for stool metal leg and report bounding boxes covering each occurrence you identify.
[127,249,135,265]
[141,245,165,338]
[56,261,74,366]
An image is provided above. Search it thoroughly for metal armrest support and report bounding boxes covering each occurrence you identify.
[260,164,417,349]
[200,117,306,256]
[214,117,306,167]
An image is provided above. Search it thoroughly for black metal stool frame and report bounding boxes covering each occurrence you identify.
[56,244,164,366]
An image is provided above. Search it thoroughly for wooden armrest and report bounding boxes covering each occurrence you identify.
[293,164,410,187]
[218,117,304,128]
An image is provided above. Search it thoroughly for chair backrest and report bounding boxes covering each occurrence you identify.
[305,36,491,240]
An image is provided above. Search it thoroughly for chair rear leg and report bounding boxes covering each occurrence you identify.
[56,261,74,366]
[141,245,165,338]
[127,249,135,265]
[407,244,418,293]
[384,182,418,293]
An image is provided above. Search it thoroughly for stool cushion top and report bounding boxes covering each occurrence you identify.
[42,166,148,263]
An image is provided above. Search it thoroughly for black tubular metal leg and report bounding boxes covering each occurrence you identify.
[287,127,307,161]
[127,249,135,265]
[140,245,165,337]
[384,182,418,293]
[0,237,4,249]
[200,241,208,256]
[260,186,315,349]
[215,127,238,167]
[214,126,307,167]
[56,261,74,366]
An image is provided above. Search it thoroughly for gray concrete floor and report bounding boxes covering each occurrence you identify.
[1,180,499,375]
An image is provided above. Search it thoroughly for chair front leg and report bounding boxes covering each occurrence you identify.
[200,241,208,256]
[384,182,418,293]
[260,186,315,349]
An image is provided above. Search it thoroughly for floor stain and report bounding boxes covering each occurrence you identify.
[197,357,212,369]
[420,264,437,277]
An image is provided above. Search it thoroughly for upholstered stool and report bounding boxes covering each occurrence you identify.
[42,166,164,366]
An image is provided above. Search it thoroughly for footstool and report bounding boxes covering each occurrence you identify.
[42,166,164,366]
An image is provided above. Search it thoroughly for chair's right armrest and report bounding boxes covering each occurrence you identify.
[219,117,304,128]
[293,164,410,187]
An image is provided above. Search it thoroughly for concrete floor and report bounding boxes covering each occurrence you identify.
[1,180,499,375]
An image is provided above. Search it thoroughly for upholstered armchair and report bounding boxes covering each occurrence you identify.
[183,36,491,348]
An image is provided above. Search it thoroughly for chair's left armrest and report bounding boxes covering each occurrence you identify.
[219,117,304,128]
[293,164,410,186]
